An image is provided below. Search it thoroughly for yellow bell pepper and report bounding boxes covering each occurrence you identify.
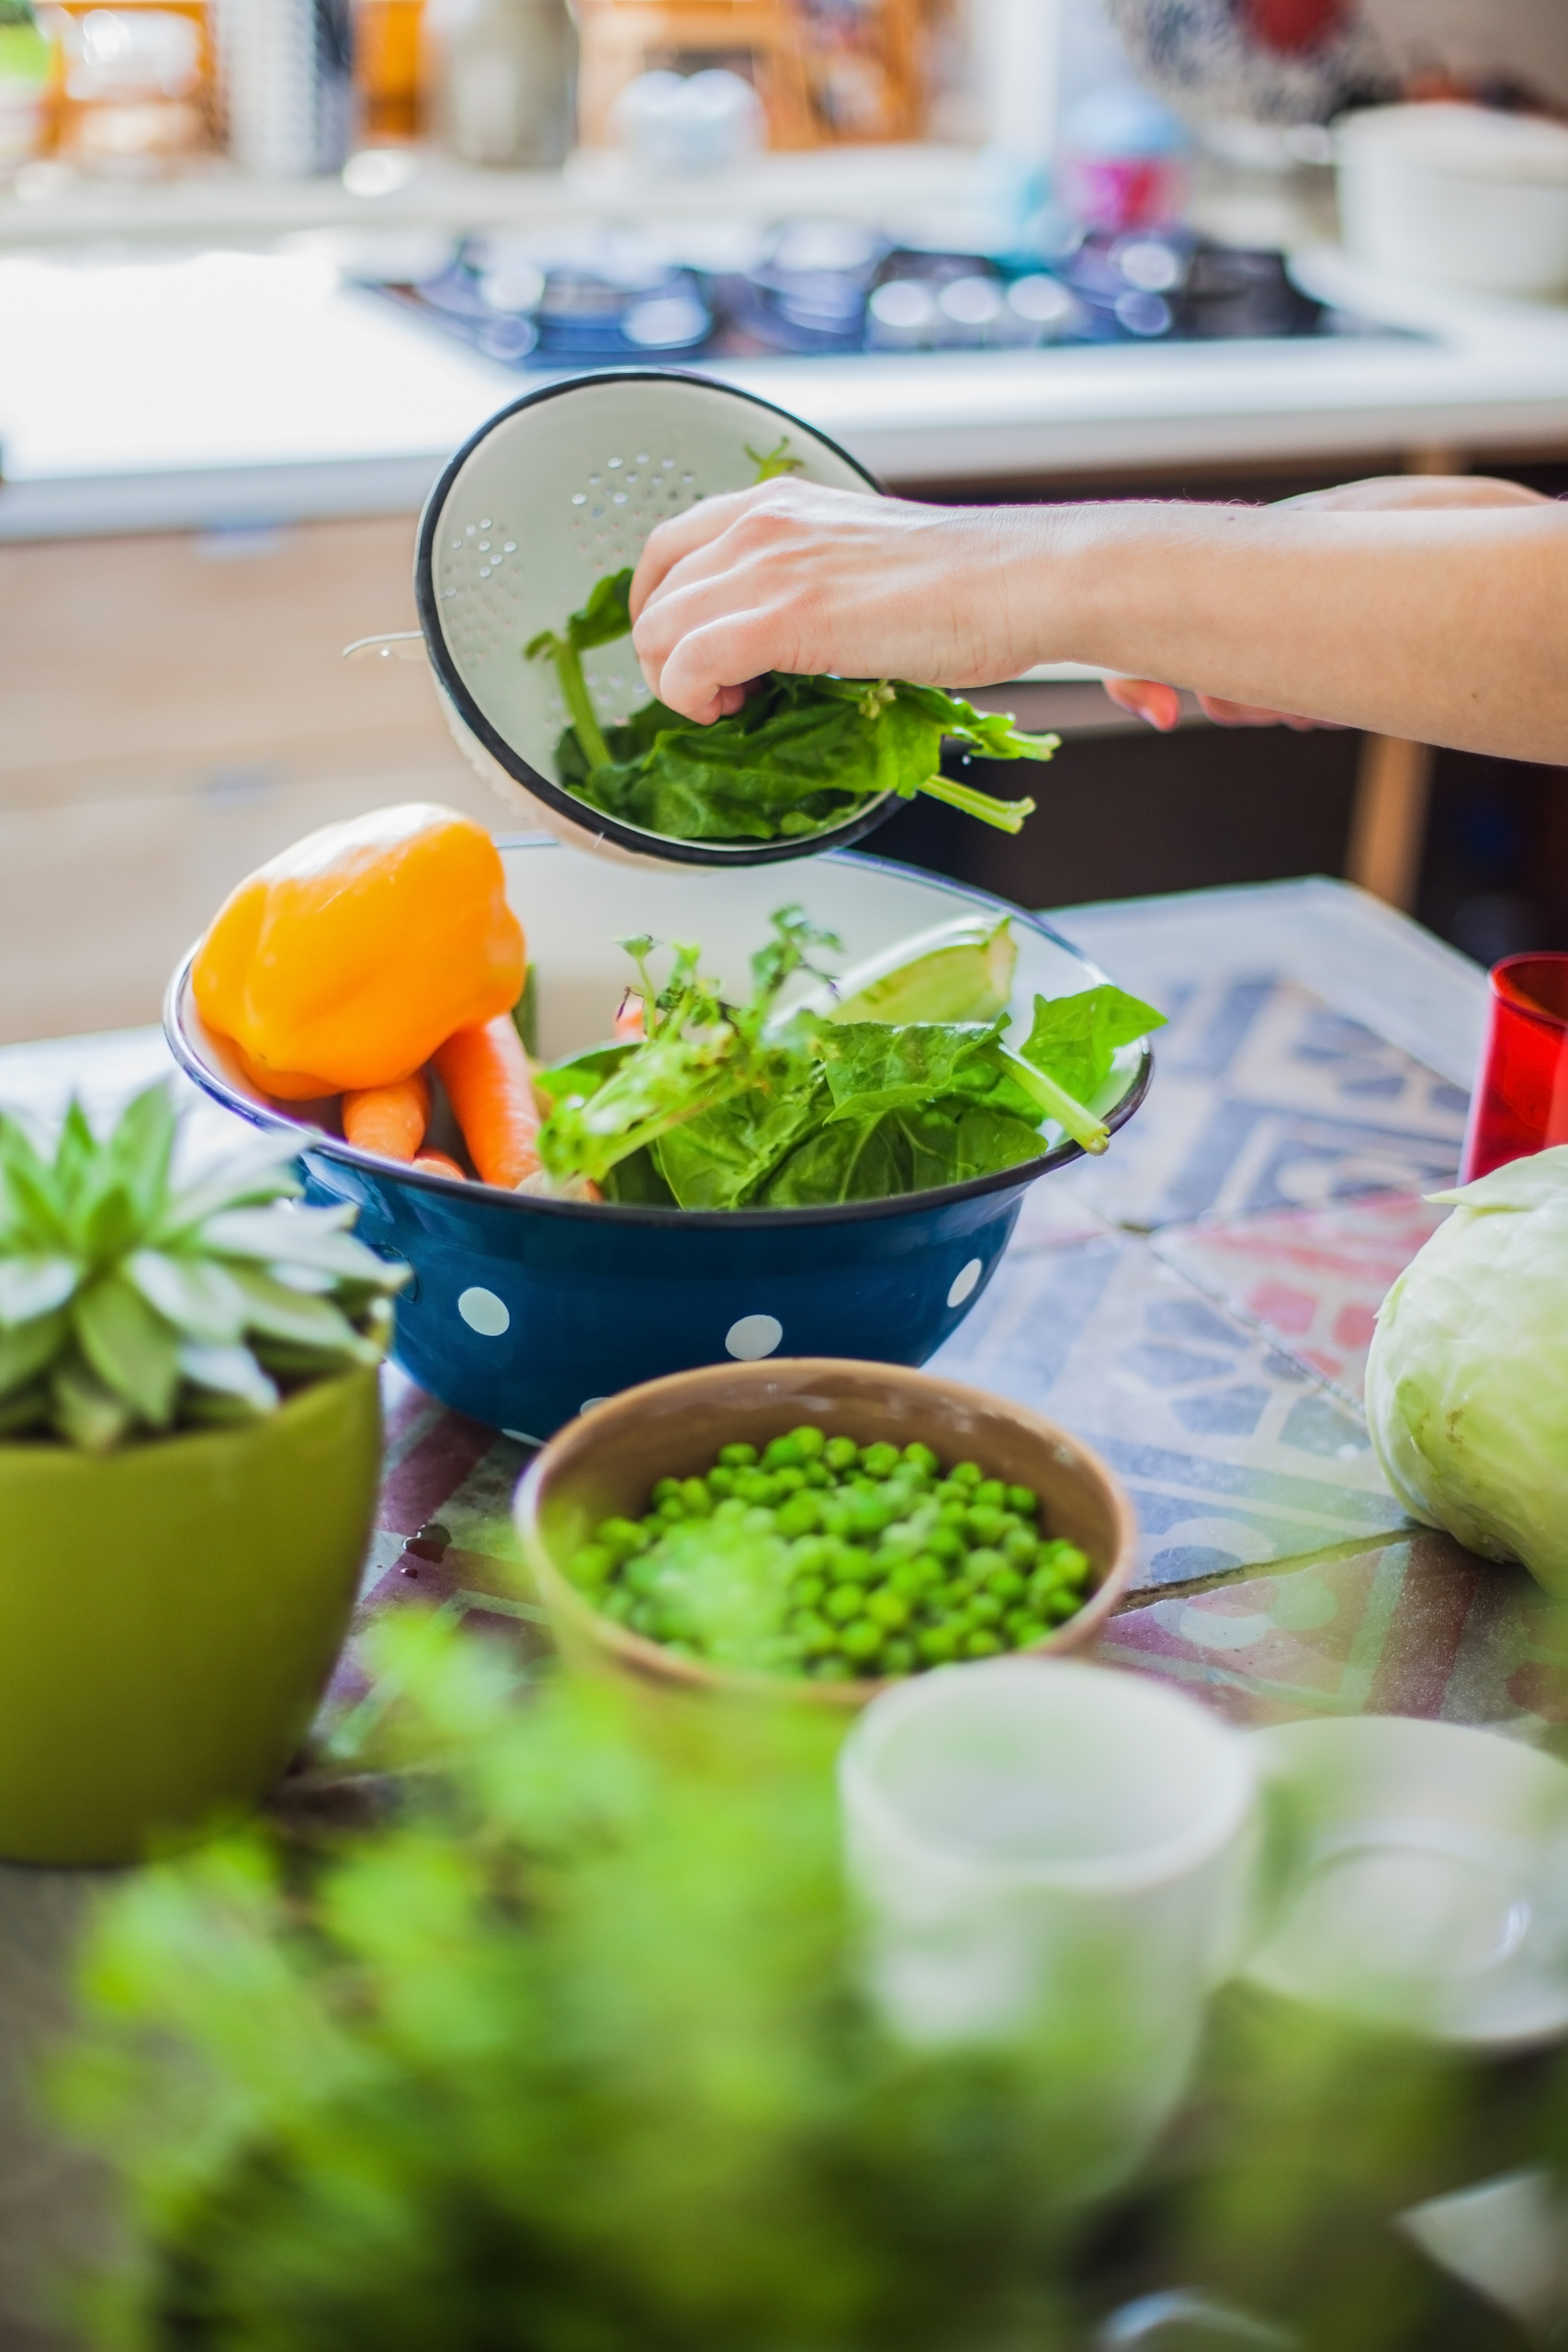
[193,804,525,1099]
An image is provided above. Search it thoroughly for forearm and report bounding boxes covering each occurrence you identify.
[1032,500,1568,763]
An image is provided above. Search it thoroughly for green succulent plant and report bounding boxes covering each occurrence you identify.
[0,1084,406,1452]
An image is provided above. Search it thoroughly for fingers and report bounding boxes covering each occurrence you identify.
[1104,676,1181,731]
[629,481,780,621]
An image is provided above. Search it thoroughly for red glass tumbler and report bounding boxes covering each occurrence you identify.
[1460,955,1568,1182]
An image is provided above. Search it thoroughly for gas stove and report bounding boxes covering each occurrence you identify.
[373,221,1405,374]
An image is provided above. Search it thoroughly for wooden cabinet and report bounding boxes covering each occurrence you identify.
[0,516,503,1045]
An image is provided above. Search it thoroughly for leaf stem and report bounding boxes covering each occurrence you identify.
[996,1048,1110,1157]
[544,635,612,771]
[916,774,1037,834]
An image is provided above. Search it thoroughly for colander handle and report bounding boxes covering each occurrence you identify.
[343,632,428,664]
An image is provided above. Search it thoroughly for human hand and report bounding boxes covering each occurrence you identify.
[628,478,1038,724]
[1100,474,1551,731]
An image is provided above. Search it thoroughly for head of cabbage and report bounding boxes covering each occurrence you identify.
[1366,1146,1568,1593]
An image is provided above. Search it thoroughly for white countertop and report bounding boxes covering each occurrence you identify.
[2,231,1567,540]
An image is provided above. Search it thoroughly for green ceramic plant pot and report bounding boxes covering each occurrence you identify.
[0,1363,383,1866]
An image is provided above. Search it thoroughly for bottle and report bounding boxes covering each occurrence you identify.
[354,0,423,142]
[216,0,353,176]
[423,0,576,169]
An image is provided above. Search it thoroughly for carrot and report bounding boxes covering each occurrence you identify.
[434,1014,542,1189]
[342,1072,430,1161]
[412,1148,468,1182]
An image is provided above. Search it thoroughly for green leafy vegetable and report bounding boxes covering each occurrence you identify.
[744,434,807,481]
[535,916,1162,1207]
[526,571,1057,844]
[0,1087,406,1450]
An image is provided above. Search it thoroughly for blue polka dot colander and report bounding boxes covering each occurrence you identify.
[166,840,1151,1443]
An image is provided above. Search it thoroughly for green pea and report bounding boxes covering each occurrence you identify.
[1003,1525,1039,1566]
[860,1442,901,1480]
[571,1544,614,1588]
[597,1517,648,1560]
[968,1592,1004,1627]
[740,1507,777,1536]
[883,1637,917,1675]
[601,1589,635,1623]
[790,1611,835,1658]
[679,1477,712,1517]
[790,1574,827,1611]
[625,1555,662,1597]
[1047,1588,1082,1623]
[825,1583,866,1624]
[987,1566,1027,1604]
[628,1600,659,1636]
[918,1623,961,1664]
[734,1469,775,1505]
[974,1478,1007,1509]
[839,1618,884,1665]
[776,1494,821,1539]
[902,1442,941,1477]
[964,1547,1007,1584]
[812,1656,855,1682]
[789,1425,827,1459]
[651,1476,682,1506]
[1005,1609,1044,1648]
[705,1466,737,1498]
[824,1435,859,1473]
[788,1534,834,1576]
[804,1462,831,1489]
[1056,1543,1092,1587]
[773,1466,807,1496]
[888,1557,940,1600]
[966,1505,1009,1545]
[926,1524,964,1565]
[657,1495,686,1524]
[712,1497,748,1526]
[964,1629,1004,1659]
[950,1462,983,1489]
[829,1542,870,1584]
[1006,1485,1039,1518]
[716,1442,757,1469]
[866,1588,910,1632]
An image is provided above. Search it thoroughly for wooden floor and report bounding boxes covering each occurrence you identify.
[0,517,506,1046]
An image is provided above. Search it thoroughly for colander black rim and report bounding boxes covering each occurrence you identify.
[412,368,912,869]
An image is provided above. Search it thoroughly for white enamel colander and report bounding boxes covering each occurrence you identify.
[351,369,887,869]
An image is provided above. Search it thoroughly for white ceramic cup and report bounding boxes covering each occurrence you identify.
[839,1659,1257,2184]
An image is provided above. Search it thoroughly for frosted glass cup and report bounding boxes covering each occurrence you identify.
[840,1660,1258,2188]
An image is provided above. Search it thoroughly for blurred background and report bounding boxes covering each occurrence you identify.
[2,0,1567,1043]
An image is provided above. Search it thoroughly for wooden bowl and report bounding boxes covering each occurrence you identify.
[513,1357,1139,1710]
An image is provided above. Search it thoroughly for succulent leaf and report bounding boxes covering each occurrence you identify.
[0,1310,67,1399]
[73,1272,182,1425]
[178,1342,279,1414]
[51,1351,134,1453]
[126,1250,247,1345]
[0,1256,78,1326]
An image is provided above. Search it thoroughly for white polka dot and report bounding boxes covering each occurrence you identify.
[725,1313,783,1361]
[947,1258,983,1309]
[457,1285,510,1336]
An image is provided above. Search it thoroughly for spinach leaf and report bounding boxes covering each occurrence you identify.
[1020,984,1168,1103]
[534,915,1164,1208]
[654,1081,829,1210]
[815,1019,1003,1123]
[528,570,1057,843]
